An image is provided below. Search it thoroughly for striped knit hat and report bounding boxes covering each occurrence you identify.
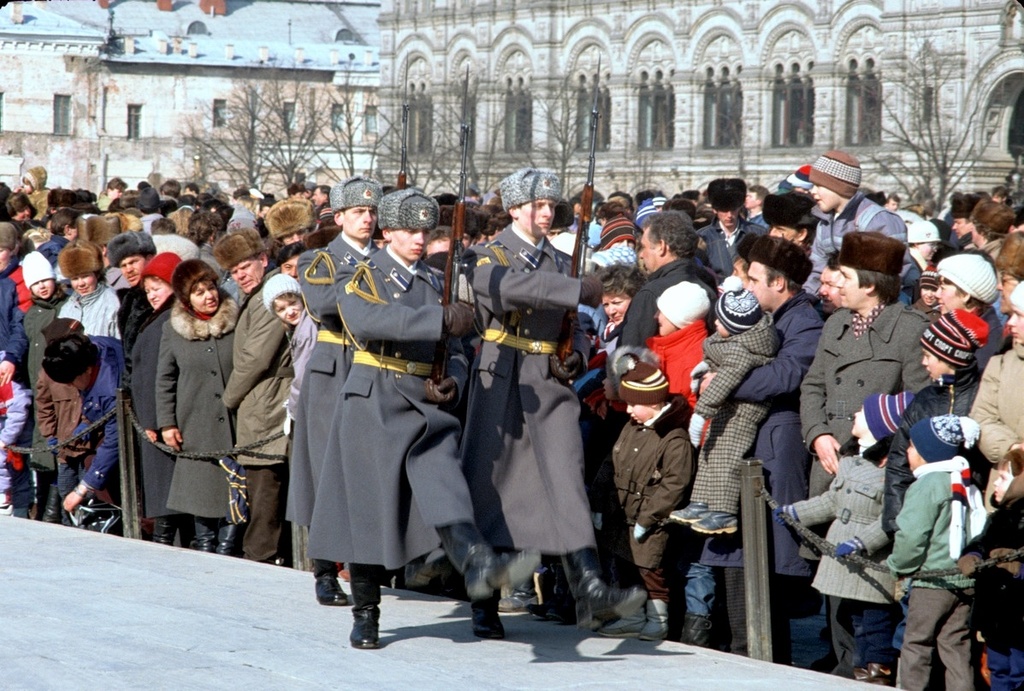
[618,360,670,405]
[921,308,989,368]
[598,216,637,250]
[809,150,861,198]
[863,391,914,441]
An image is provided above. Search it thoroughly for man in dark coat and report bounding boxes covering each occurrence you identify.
[108,231,157,384]
[699,236,822,660]
[697,178,768,282]
[618,210,717,348]
[327,189,538,650]
[461,168,646,636]
[297,176,382,608]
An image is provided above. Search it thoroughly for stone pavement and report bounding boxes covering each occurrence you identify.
[1,519,861,689]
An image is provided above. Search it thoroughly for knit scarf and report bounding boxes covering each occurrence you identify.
[912,456,986,559]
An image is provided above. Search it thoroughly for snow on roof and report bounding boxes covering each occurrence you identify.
[0,0,380,72]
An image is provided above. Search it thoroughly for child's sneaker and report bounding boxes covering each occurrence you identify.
[669,502,709,524]
[691,511,737,535]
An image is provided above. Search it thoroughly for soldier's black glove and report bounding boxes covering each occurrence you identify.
[442,302,475,338]
[424,376,458,405]
[549,351,584,382]
[579,275,603,308]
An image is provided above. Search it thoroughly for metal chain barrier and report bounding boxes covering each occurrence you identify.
[7,408,117,454]
[125,403,288,462]
[7,401,286,463]
[760,489,1024,580]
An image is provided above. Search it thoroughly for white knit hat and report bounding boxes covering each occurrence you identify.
[21,251,55,289]
[656,281,711,329]
[1011,282,1024,312]
[262,273,303,311]
[937,254,998,305]
[906,219,941,244]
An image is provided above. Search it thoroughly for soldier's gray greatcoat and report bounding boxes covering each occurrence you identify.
[288,235,374,526]
[461,226,595,554]
[306,248,473,568]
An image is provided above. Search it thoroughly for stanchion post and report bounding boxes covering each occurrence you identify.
[116,389,142,540]
[740,458,773,662]
[291,522,312,572]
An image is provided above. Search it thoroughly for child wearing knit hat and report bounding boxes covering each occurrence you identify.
[669,276,779,534]
[777,391,914,685]
[263,273,317,430]
[591,352,695,640]
[646,281,710,411]
[888,414,986,691]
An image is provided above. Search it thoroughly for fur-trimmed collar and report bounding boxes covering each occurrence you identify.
[169,295,238,341]
[652,396,692,437]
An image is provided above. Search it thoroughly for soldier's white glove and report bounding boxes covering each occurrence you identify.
[282,409,293,437]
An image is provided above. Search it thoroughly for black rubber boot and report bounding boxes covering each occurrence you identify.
[151,516,177,546]
[193,517,219,553]
[216,522,243,556]
[437,522,540,601]
[314,559,350,606]
[42,484,62,524]
[349,563,383,650]
[471,593,505,639]
[562,548,647,630]
[680,612,713,647]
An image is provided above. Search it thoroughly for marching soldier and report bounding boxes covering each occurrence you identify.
[293,176,382,607]
[329,188,538,650]
[460,168,647,636]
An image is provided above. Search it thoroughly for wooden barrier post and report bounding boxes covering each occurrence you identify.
[116,389,142,540]
[740,459,773,662]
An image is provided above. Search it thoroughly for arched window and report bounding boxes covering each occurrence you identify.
[703,66,743,148]
[1009,88,1024,159]
[335,29,355,42]
[637,69,674,150]
[575,74,611,152]
[408,83,432,154]
[186,21,208,36]
[846,58,881,146]
[504,78,532,153]
[772,63,815,148]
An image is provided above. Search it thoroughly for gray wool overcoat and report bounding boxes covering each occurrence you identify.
[306,249,472,569]
[460,227,595,554]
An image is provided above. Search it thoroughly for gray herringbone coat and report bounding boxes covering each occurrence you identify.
[306,249,472,568]
[691,314,778,513]
[288,236,374,526]
[790,444,896,604]
[461,227,594,554]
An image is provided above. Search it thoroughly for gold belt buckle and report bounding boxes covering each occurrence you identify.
[530,340,543,354]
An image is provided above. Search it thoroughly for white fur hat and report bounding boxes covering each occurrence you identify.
[656,280,711,329]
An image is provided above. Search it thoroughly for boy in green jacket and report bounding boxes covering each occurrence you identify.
[887,414,986,691]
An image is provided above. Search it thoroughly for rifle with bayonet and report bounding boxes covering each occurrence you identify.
[431,66,472,383]
[397,97,409,190]
[556,62,601,365]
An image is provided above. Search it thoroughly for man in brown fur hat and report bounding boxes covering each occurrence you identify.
[214,228,292,564]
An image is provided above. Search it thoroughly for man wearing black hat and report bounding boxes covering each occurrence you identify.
[698,178,767,283]
[697,235,823,659]
[138,186,163,234]
[763,193,817,251]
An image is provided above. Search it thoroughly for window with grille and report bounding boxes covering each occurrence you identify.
[504,78,532,153]
[703,67,743,149]
[845,59,881,146]
[127,104,142,140]
[575,75,611,152]
[54,94,71,135]
[638,70,674,151]
[771,64,815,148]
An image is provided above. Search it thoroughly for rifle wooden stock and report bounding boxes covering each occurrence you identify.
[430,200,466,383]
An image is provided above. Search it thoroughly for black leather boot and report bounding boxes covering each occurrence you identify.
[562,548,647,630]
[680,612,713,647]
[349,563,383,650]
[437,522,540,601]
[314,559,350,606]
[42,484,62,524]
[216,522,243,556]
[471,594,505,639]
[193,517,218,552]
[151,516,177,546]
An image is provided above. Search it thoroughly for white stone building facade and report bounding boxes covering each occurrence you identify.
[0,0,382,194]
[379,0,1024,202]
